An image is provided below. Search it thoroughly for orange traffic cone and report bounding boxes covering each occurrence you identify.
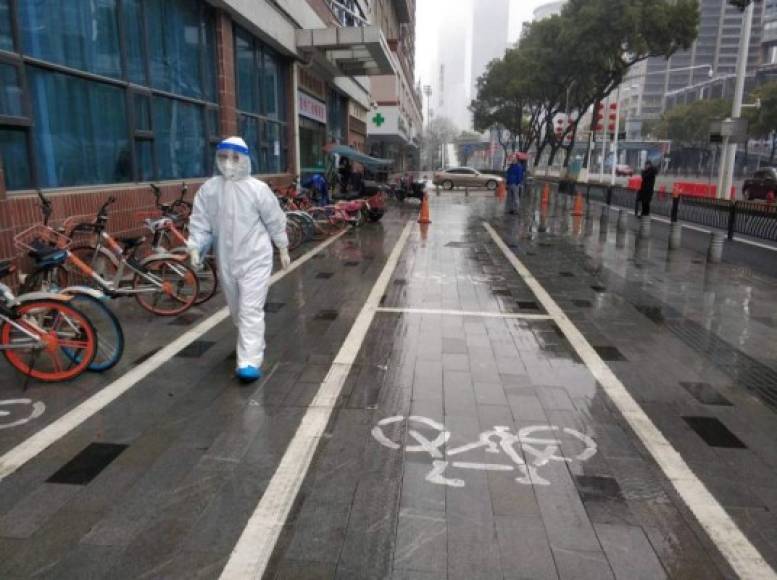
[418,192,432,224]
[571,192,584,216]
[496,181,506,200]
[541,183,550,208]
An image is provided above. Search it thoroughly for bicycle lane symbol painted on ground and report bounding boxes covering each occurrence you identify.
[0,399,45,431]
[372,415,597,487]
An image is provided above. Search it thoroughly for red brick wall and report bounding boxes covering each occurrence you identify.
[0,181,206,267]
[216,10,238,136]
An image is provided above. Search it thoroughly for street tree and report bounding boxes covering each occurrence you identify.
[644,99,730,174]
[748,82,777,163]
[470,0,699,168]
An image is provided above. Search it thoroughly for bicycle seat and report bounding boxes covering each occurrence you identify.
[117,236,145,249]
[34,249,68,268]
[0,260,15,279]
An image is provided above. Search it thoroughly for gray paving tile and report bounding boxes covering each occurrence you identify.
[0,483,79,539]
[392,507,447,573]
[552,547,614,580]
[495,515,558,579]
[595,523,667,580]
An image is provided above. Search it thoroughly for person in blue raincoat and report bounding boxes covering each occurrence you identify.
[505,156,525,214]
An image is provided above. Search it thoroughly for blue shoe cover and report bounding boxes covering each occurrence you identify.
[236,366,262,382]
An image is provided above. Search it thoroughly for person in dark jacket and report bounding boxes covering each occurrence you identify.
[638,160,658,216]
[505,158,524,214]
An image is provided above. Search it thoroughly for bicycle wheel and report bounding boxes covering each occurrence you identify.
[133,258,199,316]
[286,220,303,251]
[67,244,118,288]
[1,300,97,382]
[60,293,124,371]
[163,245,218,305]
[287,212,315,242]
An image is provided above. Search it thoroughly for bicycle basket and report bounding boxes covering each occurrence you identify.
[14,224,72,254]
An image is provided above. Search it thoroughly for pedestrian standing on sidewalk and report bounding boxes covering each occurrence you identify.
[505,156,524,215]
[638,160,658,216]
[187,137,290,383]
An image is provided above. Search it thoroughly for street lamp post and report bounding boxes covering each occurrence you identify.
[717,1,754,199]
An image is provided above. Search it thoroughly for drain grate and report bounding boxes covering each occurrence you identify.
[594,346,626,361]
[683,416,746,448]
[315,309,339,321]
[680,382,732,406]
[170,313,201,326]
[133,348,160,366]
[48,443,128,485]
[634,304,664,324]
[176,340,215,358]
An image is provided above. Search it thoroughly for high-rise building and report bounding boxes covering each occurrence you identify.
[638,0,765,122]
[470,0,510,98]
[759,0,777,81]
[428,0,509,131]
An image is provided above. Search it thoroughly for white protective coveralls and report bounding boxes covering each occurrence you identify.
[187,137,289,371]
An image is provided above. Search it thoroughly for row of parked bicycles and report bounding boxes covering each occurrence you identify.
[0,179,388,384]
[272,178,386,250]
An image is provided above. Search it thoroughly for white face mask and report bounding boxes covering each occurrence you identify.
[217,158,239,180]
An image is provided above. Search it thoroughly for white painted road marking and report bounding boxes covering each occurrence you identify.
[372,416,597,488]
[0,230,348,483]
[219,221,413,580]
[484,221,776,579]
[0,399,45,430]
[376,306,552,320]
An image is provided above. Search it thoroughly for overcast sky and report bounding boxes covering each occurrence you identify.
[415,0,547,87]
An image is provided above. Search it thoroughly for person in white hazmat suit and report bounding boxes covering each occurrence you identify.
[187,137,291,382]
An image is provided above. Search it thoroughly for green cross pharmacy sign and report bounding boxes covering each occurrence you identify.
[372,112,385,127]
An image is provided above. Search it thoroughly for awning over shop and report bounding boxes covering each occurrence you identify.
[296,26,394,77]
[323,143,393,169]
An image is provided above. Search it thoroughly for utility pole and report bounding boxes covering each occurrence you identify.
[717,0,754,199]
[610,86,621,186]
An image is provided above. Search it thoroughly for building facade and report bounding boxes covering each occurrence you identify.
[0,0,416,261]
[637,0,765,125]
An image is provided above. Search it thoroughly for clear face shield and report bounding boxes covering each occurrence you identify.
[215,146,251,181]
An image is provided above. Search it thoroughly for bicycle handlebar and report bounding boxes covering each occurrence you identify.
[96,196,117,220]
[36,190,53,225]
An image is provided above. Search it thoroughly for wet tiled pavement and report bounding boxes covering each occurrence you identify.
[1,187,777,578]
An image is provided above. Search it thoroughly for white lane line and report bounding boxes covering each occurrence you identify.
[219,221,413,580]
[484,222,776,580]
[376,306,552,320]
[0,230,349,483]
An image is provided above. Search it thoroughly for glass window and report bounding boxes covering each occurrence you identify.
[206,107,219,139]
[134,93,151,131]
[239,114,259,173]
[0,64,23,117]
[236,30,256,112]
[262,51,280,119]
[20,0,122,79]
[0,0,12,51]
[28,67,129,188]
[135,140,153,181]
[261,121,283,173]
[299,118,325,173]
[146,0,214,101]
[0,129,31,190]
[153,96,206,180]
[123,0,146,84]
[202,12,217,103]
